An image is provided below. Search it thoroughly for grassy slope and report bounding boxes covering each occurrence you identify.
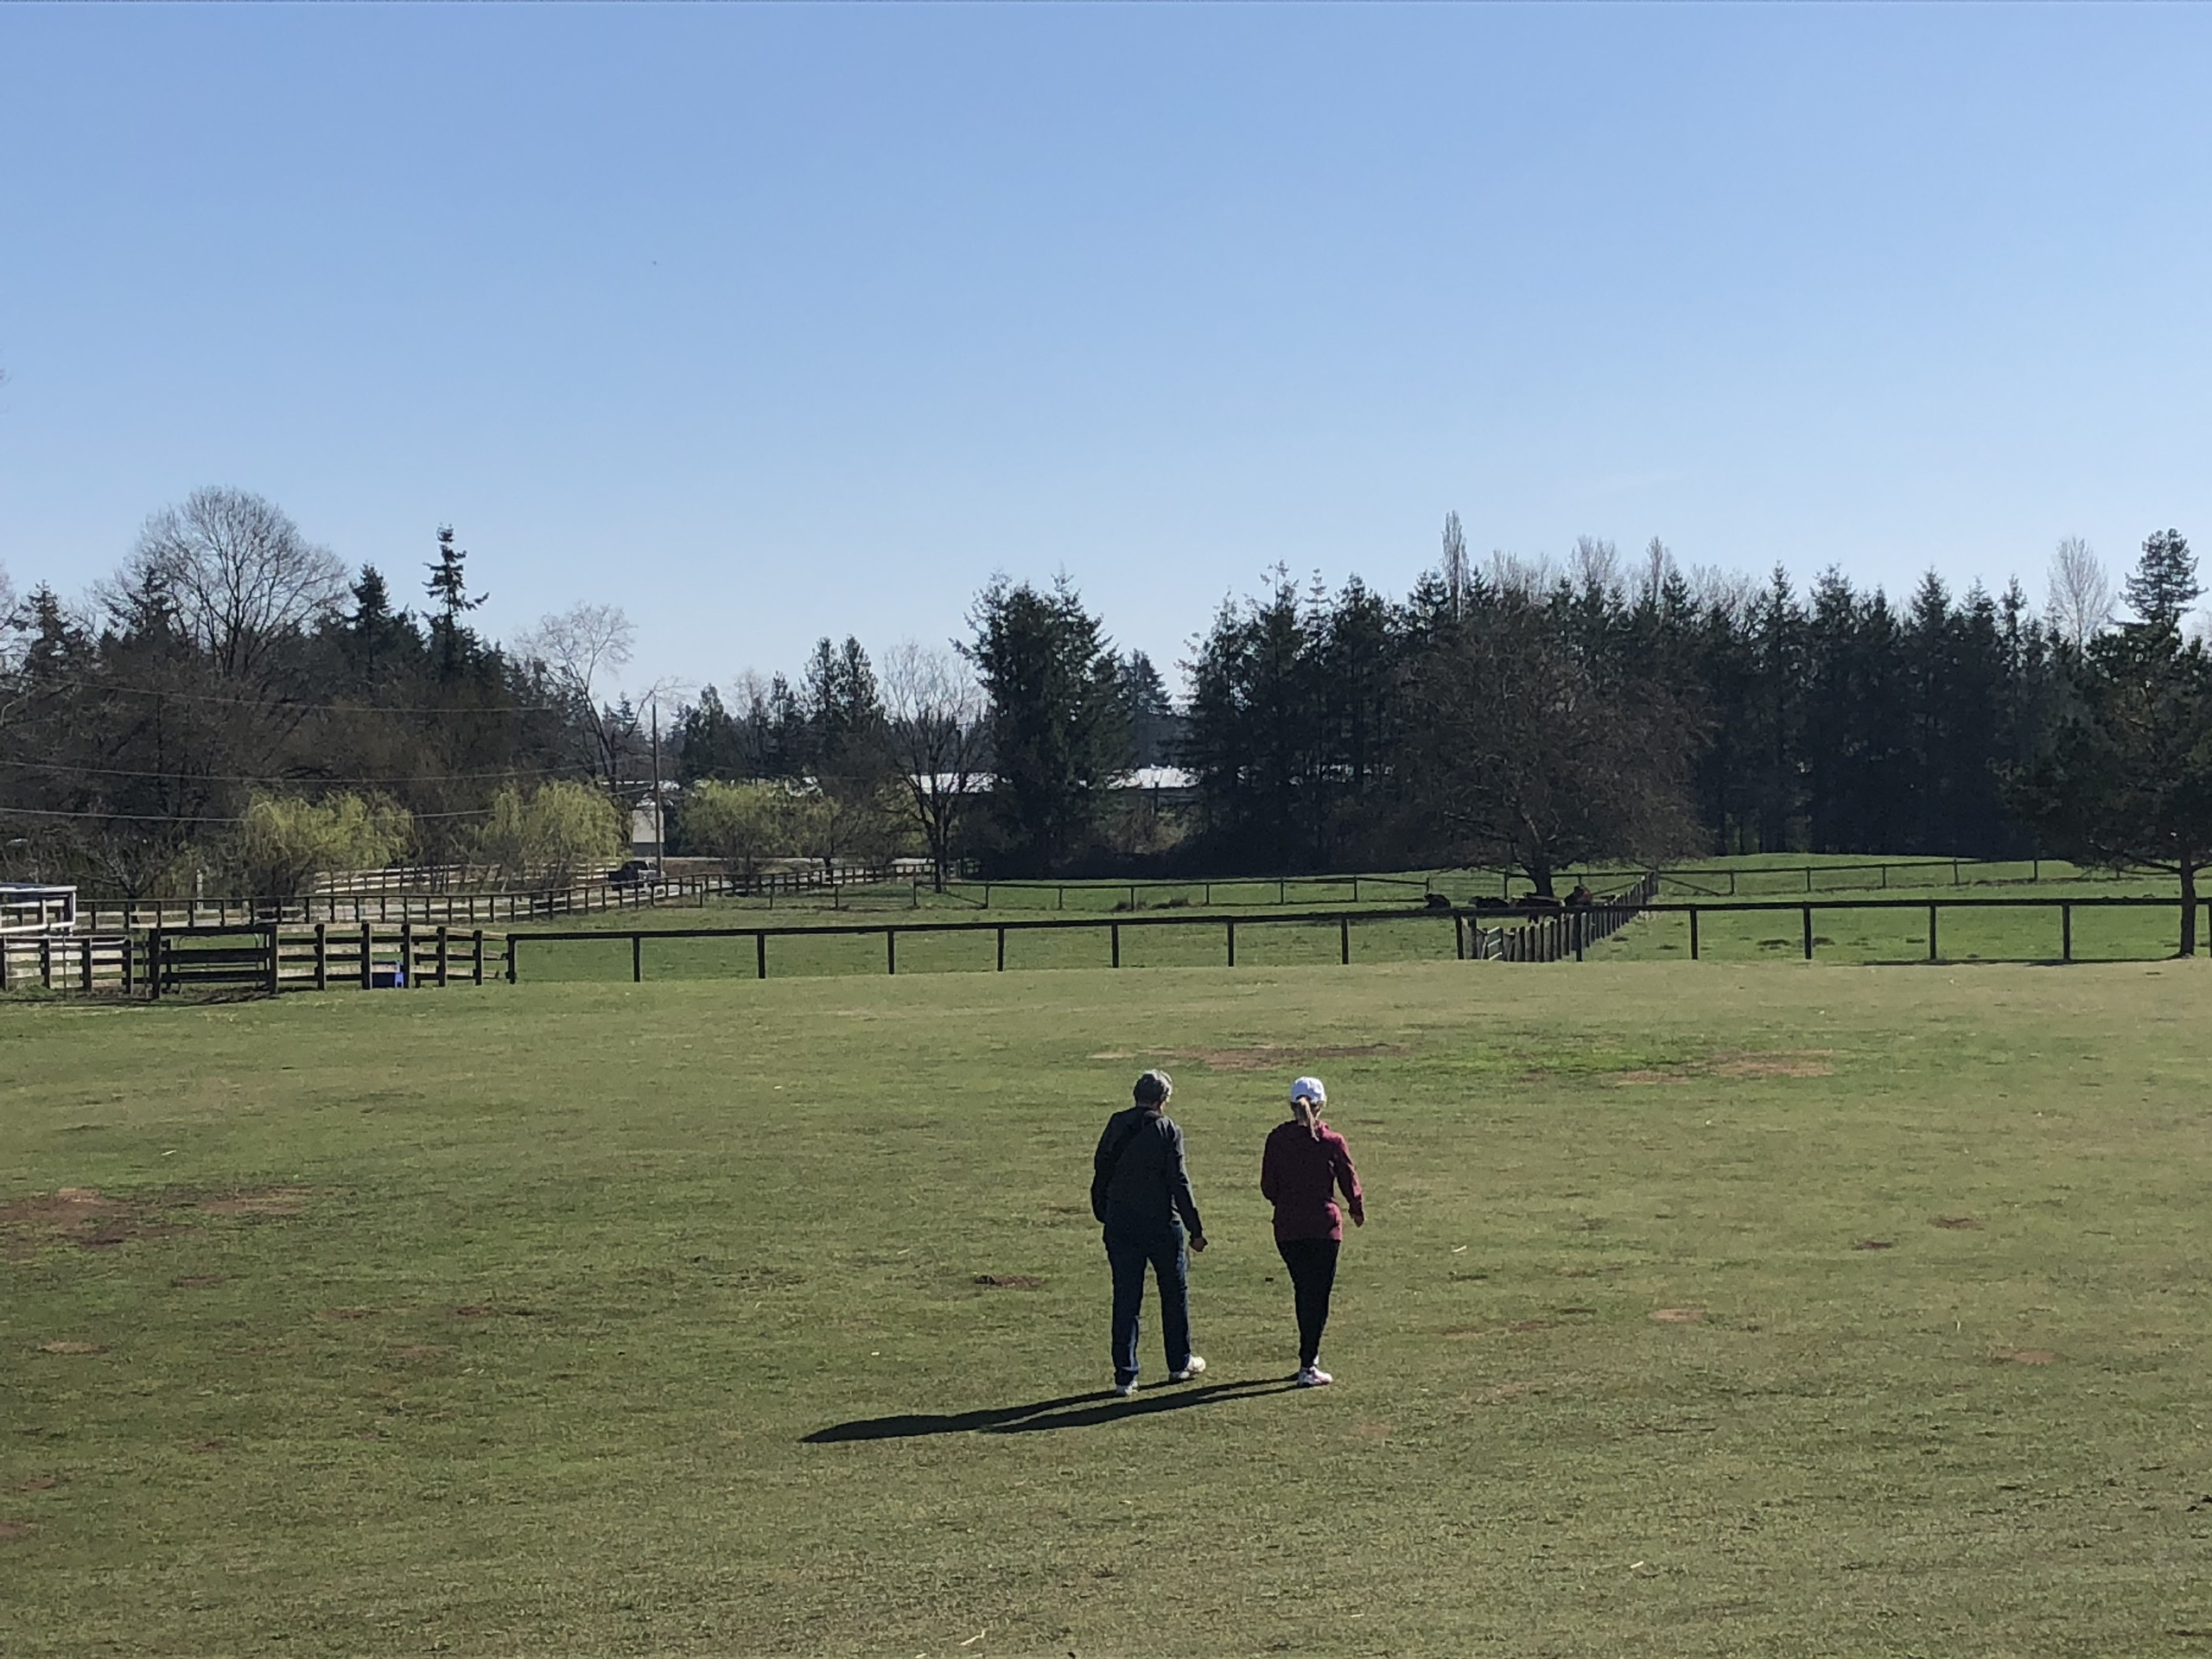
[5,963,2212,1656]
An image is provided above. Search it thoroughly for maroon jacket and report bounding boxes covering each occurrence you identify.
[1261,1121,1364,1243]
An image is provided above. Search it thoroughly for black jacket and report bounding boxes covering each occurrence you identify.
[1091,1105,1205,1238]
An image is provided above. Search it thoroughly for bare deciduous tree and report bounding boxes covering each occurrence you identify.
[516,602,637,784]
[1571,535,1623,599]
[2047,536,2113,650]
[876,639,988,889]
[122,487,346,679]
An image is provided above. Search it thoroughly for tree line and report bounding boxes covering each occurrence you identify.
[7,486,2209,945]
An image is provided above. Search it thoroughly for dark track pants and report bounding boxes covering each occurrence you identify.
[1105,1226,1192,1385]
[1276,1236,1340,1370]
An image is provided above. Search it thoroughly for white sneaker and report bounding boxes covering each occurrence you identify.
[1295,1364,1332,1388]
[1114,1379,1138,1397]
[1168,1356,1206,1382]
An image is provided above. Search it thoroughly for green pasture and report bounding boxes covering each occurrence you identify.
[6,962,2212,1655]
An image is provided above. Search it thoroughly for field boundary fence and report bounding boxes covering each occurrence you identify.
[1637,895,2195,961]
[80,860,949,932]
[0,924,512,999]
[940,873,1434,913]
[1460,856,2127,899]
[1468,874,1660,962]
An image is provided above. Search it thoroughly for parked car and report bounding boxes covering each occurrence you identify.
[609,860,656,888]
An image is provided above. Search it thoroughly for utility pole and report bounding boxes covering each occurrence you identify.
[650,695,665,878]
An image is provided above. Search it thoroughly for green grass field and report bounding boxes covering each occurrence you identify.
[8,961,2212,1656]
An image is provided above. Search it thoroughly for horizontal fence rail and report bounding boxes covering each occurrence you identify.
[510,903,1448,983]
[1630,895,2200,962]
[1,932,136,995]
[1464,856,2138,899]
[80,861,955,931]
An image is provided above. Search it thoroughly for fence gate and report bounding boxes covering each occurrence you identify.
[149,925,279,998]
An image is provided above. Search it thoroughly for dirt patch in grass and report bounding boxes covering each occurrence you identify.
[1650,1308,1707,1324]
[1932,1216,1983,1230]
[38,1339,103,1354]
[2,1184,311,1258]
[1472,1381,1538,1403]
[0,1522,32,1541]
[451,1305,495,1319]
[1610,1051,1835,1086]
[1,1188,138,1257]
[16,1475,60,1493]
[1853,1239,1896,1251]
[196,1187,310,1217]
[1177,1043,1406,1072]
[974,1274,1045,1290]
[1997,1348,2056,1365]
[170,1274,226,1288]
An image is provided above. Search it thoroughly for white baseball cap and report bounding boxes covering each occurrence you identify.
[1289,1076,1326,1104]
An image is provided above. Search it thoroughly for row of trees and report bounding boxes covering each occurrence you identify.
[0,487,659,895]
[10,484,2211,948]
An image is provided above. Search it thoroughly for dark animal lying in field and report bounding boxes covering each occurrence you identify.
[1424,893,1453,911]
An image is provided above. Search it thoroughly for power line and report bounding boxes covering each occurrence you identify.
[10,671,566,715]
[0,803,498,825]
[0,755,592,787]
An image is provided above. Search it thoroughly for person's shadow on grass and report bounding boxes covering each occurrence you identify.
[804,1376,1298,1442]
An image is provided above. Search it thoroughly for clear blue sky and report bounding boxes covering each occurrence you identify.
[4,4,2209,699]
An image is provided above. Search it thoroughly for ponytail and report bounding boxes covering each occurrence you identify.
[1291,1095,1324,1141]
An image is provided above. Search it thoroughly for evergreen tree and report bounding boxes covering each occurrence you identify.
[2125,529,2199,631]
[963,575,1129,872]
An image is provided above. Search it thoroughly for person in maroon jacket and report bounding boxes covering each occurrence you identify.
[1260,1075,1364,1387]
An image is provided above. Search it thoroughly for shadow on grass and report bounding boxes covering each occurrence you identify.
[804,1376,1299,1442]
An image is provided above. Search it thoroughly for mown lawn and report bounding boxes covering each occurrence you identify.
[5,961,2211,1656]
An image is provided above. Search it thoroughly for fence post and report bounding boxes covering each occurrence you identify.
[1805,867,1813,894]
[1110,923,1121,969]
[265,924,281,995]
[121,937,135,996]
[145,929,160,1000]
[508,936,520,984]
[632,933,643,983]
[1802,905,1814,960]
[436,925,450,988]
[2061,903,2072,963]
[1729,871,1737,897]
[887,930,897,975]
[360,921,374,989]
[756,932,767,980]
[1689,907,1700,961]
[1227,919,1236,968]
[472,929,485,985]
[996,926,1006,971]
[1573,915,1585,963]
[1340,915,1351,965]
[81,936,93,993]
[1454,913,1465,960]
[315,922,328,991]
[1928,904,1939,962]
[400,920,415,987]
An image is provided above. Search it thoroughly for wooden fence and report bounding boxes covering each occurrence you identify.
[511,903,1455,983]
[1466,874,1662,962]
[1,932,137,994]
[1639,895,2193,960]
[90,924,513,999]
[81,860,947,931]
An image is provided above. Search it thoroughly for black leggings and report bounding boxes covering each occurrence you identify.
[1276,1237,1340,1369]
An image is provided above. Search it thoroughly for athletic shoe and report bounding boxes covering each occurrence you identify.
[1295,1365,1333,1388]
[1114,1379,1138,1398]
[1168,1356,1207,1382]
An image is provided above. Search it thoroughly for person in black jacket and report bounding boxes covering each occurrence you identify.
[1091,1069,1208,1396]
